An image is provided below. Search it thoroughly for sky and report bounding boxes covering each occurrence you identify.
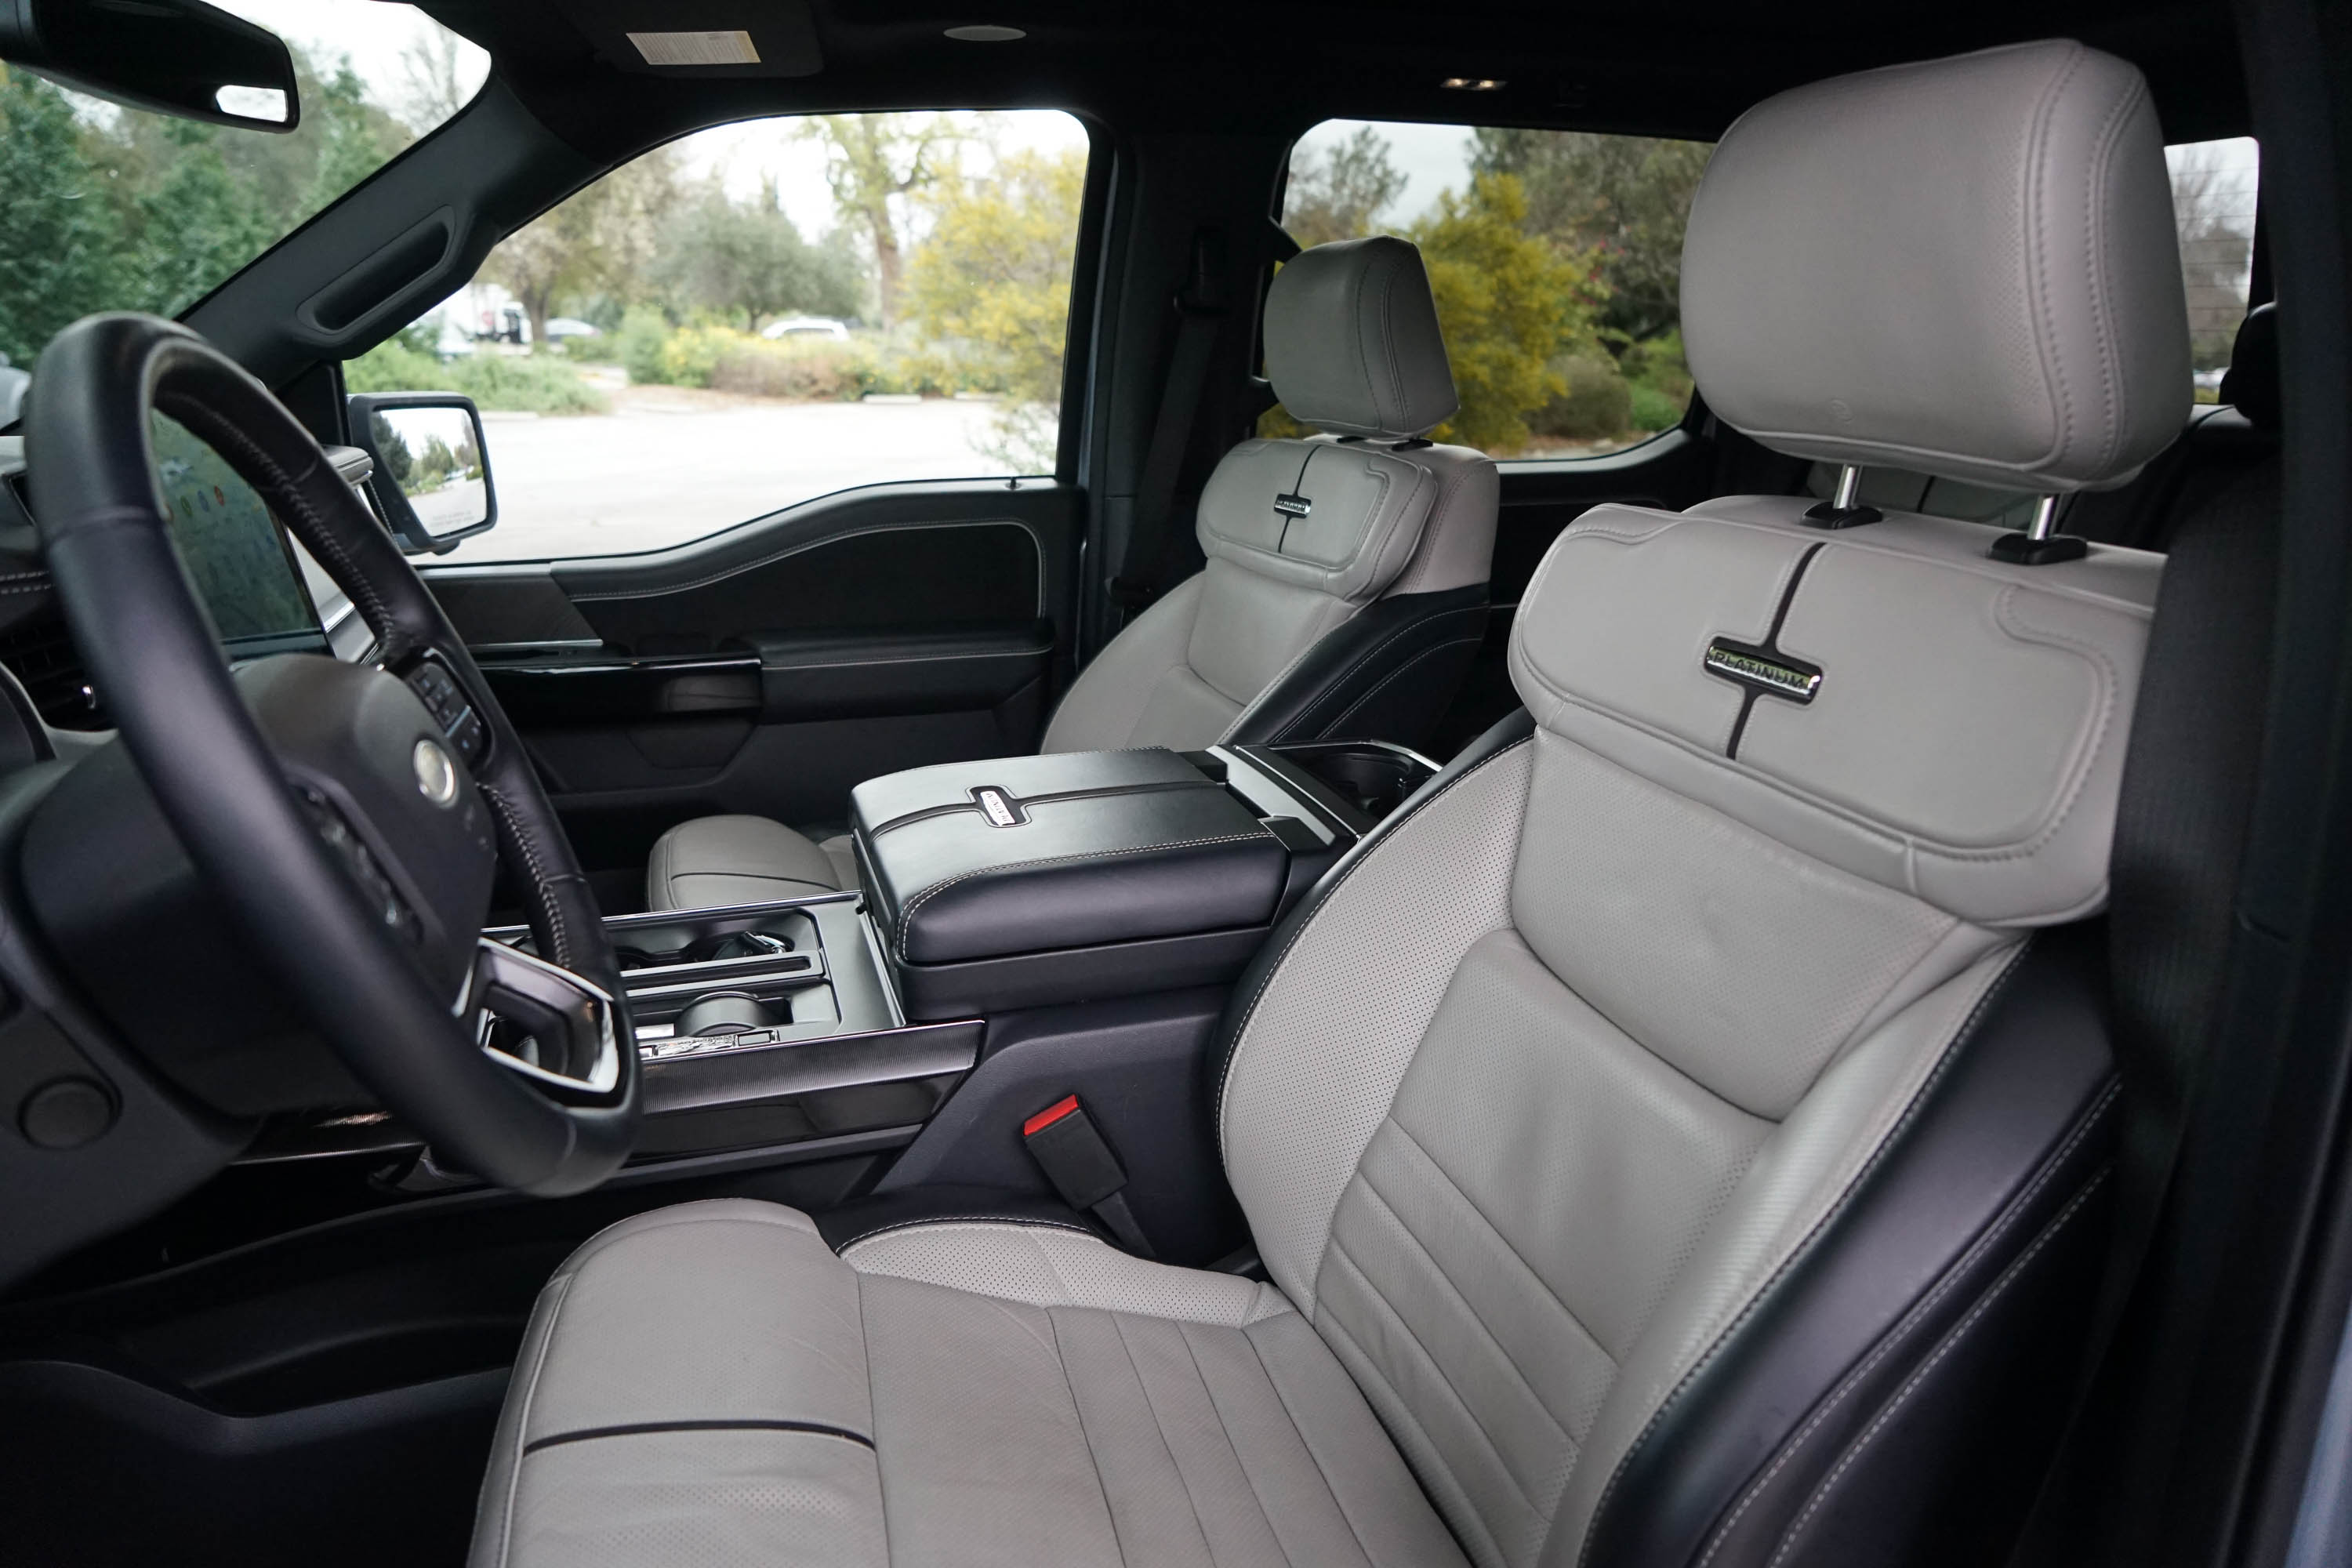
[216,0,489,124]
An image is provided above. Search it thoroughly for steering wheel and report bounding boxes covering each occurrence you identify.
[23,315,637,1195]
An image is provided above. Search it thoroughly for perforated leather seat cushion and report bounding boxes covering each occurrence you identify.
[472,1203,1466,1568]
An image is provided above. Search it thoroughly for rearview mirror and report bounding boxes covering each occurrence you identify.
[347,394,498,555]
[0,0,300,132]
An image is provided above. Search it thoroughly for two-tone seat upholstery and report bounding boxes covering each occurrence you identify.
[644,236,1499,910]
[474,38,2186,1568]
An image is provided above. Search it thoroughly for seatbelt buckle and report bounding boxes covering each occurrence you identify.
[1106,575,1158,612]
[1022,1094,1155,1258]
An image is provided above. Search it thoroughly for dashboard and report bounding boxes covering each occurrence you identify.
[0,426,379,735]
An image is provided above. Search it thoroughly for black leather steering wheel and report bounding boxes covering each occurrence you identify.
[23,314,637,1195]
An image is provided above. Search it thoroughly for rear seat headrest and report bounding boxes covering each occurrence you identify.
[2221,303,2279,431]
[1264,236,1460,439]
[1681,38,2190,493]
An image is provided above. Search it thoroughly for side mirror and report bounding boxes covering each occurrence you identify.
[347,393,498,555]
[0,0,299,132]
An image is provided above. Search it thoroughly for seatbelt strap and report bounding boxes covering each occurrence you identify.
[1022,1094,1156,1258]
[1109,229,1229,622]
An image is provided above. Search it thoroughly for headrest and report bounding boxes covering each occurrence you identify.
[1681,40,2190,493]
[1265,237,1459,438]
[1196,434,1481,603]
[2220,303,2279,431]
[1509,498,2161,926]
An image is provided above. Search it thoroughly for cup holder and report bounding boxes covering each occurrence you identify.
[1271,741,1439,825]
[615,928,795,971]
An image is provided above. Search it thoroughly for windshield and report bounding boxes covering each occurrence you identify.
[0,2,488,375]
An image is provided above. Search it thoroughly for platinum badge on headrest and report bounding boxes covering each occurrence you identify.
[1704,639,1822,704]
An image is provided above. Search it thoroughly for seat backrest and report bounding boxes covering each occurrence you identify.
[1215,39,2183,1568]
[1042,236,1498,753]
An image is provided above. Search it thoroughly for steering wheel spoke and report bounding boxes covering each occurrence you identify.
[469,937,624,1103]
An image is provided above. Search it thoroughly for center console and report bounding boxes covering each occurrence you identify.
[481,739,1436,1174]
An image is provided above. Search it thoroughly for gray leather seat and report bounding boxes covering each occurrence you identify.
[475,39,2184,1567]
[644,235,1499,911]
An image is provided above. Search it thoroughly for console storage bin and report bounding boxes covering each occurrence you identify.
[854,749,1300,1018]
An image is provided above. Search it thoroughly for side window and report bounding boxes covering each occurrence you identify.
[350,111,1089,562]
[2168,137,2259,398]
[1273,120,1709,459]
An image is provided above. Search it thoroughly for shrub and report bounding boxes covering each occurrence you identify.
[708,335,860,400]
[451,351,608,415]
[654,324,730,388]
[343,337,608,415]
[615,305,675,385]
[1620,329,1693,432]
[343,339,441,394]
[1530,354,1632,440]
[1628,383,1686,433]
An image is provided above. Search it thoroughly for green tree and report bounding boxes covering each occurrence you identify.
[902,147,1086,469]
[0,67,126,366]
[1284,126,1406,248]
[1471,129,1708,344]
[485,149,681,348]
[126,120,274,318]
[658,177,862,330]
[1408,172,1603,452]
[805,114,963,324]
[301,60,401,216]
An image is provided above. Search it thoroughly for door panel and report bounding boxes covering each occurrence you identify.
[422,480,1080,902]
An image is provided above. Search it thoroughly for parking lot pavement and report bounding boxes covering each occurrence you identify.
[446,394,1037,564]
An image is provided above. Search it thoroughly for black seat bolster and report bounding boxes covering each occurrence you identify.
[1224,583,1489,751]
[1584,924,2121,1568]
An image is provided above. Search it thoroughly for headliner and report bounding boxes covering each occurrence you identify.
[421,0,2249,162]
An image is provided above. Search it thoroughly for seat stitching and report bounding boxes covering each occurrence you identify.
[1269,611,1460,743]
[1311,1304,1510,1568]
[563,1208,818,1273]
[833,1214,1097,1258]
[1211,1319,1362,1568]
[1221,599,1368,744]
[1319,633,1483,739]
[1392,459,1485,594]
[1571,942,2031,1568]
[492,1272,573,1568]
[1046,1306,1131,1566]
[1348,1163,1582,1454]
[1802,910,1969,1085]
[1214,735,1534,1157]
[1763,1169,2111,1568]
[1321,1237,1551,1523]
[857,1274,891,1568]
[1693,1078,2120,1567]
[1110,1312,1225,1565]
[1378,1118,1620,1381]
